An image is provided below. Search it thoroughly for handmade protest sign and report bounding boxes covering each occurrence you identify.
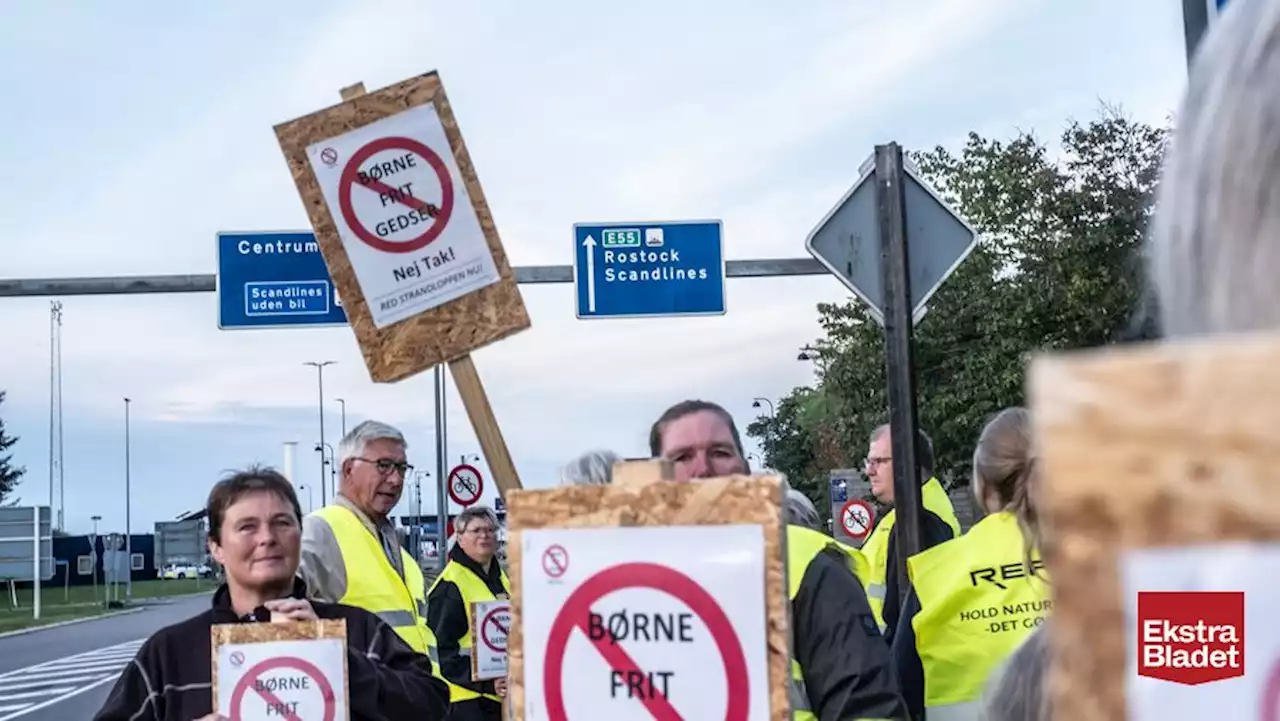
[472,599,511,681]
[212,618,349,721]
[273,73,526,495]
[1031,333,1280,720]
[506,464,789,721]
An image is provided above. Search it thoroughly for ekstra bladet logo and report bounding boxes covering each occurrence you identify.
[1137,591,1244,685]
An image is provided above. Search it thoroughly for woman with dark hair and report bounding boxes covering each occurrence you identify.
[93,465,449,721]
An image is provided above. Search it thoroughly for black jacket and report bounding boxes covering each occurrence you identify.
[796,541,910,720]
[425,544,508,714]
[880,509,957,648]
[93,578,449,721]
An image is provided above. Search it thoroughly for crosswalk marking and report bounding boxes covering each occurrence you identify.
[0,639,146,721]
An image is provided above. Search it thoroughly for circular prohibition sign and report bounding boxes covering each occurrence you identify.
[337,136,455,254]
[448,464,484,506]
[229,656,337,721]
[839,499,875,540]
[542,562,750,721]
[481,605,510,653]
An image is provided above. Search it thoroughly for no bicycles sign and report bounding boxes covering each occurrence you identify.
[306,103,501,330]
[520,525,771,720]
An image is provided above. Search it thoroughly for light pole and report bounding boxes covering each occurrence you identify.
[298,484,314,513]
[751,397,774,418]
[413,471,431,518]
[123,397,132,602]
[315,443,336,504]
[747,453,761,469]
[335,398,347,438]
[304,361,336,506]
[90,514,101,602]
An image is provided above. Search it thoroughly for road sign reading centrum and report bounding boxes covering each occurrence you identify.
[573,220,726,320]
[306,102,501,330]
[216,231,347,330]
[520,525,770,719]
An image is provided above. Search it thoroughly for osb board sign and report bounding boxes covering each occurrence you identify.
[210,619,350,714]
[274,71,530,384]
[505,472,790,721]
[1029,332,1280,720]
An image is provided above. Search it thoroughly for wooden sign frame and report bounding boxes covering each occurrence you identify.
[274,73,527,494]
[1030,333,1280,720]
[273,71,531,384]
[505,464,791,721]
[211,618,350,718]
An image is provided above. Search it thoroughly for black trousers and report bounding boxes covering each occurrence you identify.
[446,697,503,721]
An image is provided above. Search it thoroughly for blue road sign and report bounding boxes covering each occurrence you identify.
[573,220,726,319]
[216,231,347,330]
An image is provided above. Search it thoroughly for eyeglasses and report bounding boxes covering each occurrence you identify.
[864,456,892,469]
[354,457,413,477]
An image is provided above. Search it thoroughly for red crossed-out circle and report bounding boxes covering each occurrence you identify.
[542,545,569,578]
[448,464,484,506]
[337,136,455,254]
[839,499,875,540]
[481,604,510,653]
[542,562,749,721]
[229,656,337,721]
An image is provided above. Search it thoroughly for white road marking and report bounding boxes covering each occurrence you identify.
[0,639,146,720]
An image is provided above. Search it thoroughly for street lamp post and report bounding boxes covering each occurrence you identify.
[751,397,774,418]
[298,484,314,513]
[315,443,336,504]
[90,514,101,602]
[123,397,132,602]
[335,398,347,438]
[304,361,336,506]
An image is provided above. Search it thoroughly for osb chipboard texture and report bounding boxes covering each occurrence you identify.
[210,619,350,711]
[504,475,791,721]
[273,71,531,384]
[1029,333,1280,721]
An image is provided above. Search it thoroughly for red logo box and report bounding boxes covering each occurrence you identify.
[1137,591,1244,685]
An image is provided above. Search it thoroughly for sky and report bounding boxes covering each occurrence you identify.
[0,0,1189,537]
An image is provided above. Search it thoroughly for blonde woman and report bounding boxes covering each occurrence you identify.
[890,408,1049,720]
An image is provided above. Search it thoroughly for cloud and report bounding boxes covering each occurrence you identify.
[0,0,1189,533]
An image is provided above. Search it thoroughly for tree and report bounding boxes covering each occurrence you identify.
[752,108,1168,500]
[0,392,25,504]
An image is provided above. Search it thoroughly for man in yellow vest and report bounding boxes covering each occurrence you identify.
[860,424,961,641]
[650,400,908,720]
[296,420,434,662]
[426,505,510,721]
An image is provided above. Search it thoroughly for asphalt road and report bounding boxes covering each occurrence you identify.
[0,593,212,721]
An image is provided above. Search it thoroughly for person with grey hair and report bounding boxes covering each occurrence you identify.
[560,449,621,486]
[426,505,510,720]
[1148,0,1280,338]
[297,420,435,663]
[784,487,823,532]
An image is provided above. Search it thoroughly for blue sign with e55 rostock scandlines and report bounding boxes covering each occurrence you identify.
[573,220,726,319]
[216,231,347,330]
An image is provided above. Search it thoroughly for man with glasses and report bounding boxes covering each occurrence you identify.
[426,506,510,720]
[298,420,436,664]
[860,424,960,643]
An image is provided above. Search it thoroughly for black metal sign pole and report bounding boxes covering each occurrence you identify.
[875,143,925,604]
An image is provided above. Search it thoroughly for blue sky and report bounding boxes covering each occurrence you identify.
[0,1,1188,536]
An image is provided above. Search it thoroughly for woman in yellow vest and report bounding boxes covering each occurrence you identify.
[426,505,511,721]
[889,407,1050,721]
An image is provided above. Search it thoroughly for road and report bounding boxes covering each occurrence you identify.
[0,593,211,721]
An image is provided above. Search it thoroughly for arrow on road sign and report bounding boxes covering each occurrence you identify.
[582,234,597,312]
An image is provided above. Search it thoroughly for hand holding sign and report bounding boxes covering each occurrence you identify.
[265,598,320,624]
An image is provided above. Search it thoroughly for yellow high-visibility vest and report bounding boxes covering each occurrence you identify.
[313,505,434,661]
[786,524,873,721]
[426,557,511,704]
[909,511,1051,721]
[861,477,961,630]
